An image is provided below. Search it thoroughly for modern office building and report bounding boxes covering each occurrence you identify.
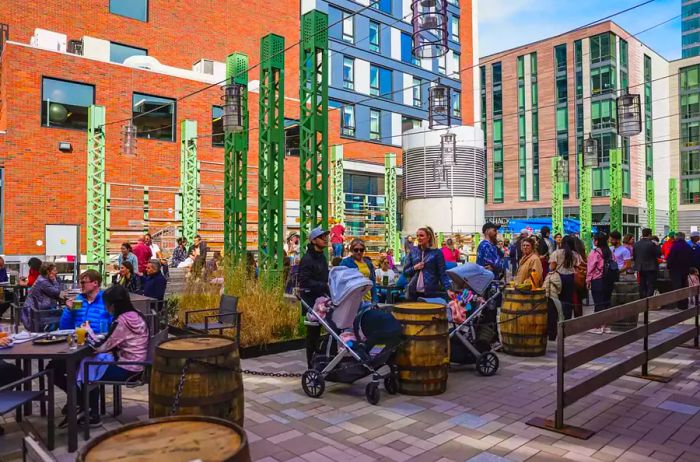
[683,0,700,58]
[479,21,672,237]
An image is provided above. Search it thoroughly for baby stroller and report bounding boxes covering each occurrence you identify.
[446,263,501,376]
[300,267,402,404]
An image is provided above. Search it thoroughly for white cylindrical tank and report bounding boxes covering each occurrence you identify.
[402,125,485,234]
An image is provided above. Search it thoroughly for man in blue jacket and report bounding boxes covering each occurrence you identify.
[141,260,167,301]
[59,269,111,333]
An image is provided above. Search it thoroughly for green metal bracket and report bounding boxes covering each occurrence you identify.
[669,178,678,232]
[384,153,399,256]
[180,120,198,243]
[331,145,344,222]
[609,148,623,233]
[258,34,285,273]
[578,153,592,253]
[299,9,329,248]
[224,53,249,266]
[551,157,564,237]
[86,105,107,267]
[646,179,655,234]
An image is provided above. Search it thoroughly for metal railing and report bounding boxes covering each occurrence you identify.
[527,286,700,439]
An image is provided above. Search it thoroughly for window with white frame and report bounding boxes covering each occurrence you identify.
[343,57,354,90]
[370,109,381,140]
[438,55,446,75]
[342,105,355,137]
[369,21,380,53]
[452,52,460,78]
[412,77,422,107]
[451,16,459,40]
[342,11,354,43]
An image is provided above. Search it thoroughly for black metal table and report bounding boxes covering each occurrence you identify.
[377,284,398,304]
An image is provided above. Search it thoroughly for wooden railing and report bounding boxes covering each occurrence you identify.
[527,286,700,439]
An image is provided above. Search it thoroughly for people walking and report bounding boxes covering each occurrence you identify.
[549,235,583,320]
[689,231,700,271]
[667,232,693,310]
[330,220,346,258]
[587,232,615,334]
[634,228,661,299]
[403,226,452,300]
[298,227,330,367]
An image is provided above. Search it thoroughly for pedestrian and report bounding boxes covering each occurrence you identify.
[587,232,615,334]
[610,231,633,276]
[538,226,556,258]
[549,235,583,320]
[189,235,208,276]
[633,228,660,299]
[386,248,397,271]
[689,231,700,271]
[502,238,511,275]
[554,233,563,249]
[476,222,506,278]
[441,238,460,265]
[623,234,635,258]
[403,226,452,300]
[688,267,700,308]
[145,233,168,277]
[572,235,588,317]
[132,238,152,276]
[19,257,42,288]
[170,238,188,268]
[661,232,675,260]
[330,220,346,258]
[509,229,528,277]
[513,237,543,286]
[667,232,693,310]
[298,226,330,367]
[340,238,377,302]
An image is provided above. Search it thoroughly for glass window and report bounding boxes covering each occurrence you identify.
[371,0,391,14]
[132,92,175,141]
[109,42,147,64]
[683,32,700,46]
[556,79,567,103]
[590,32,615,63]
[370,65,379,96]
[556,107,568,134]
[370,109,381,140]
[413,77,422,107]
[438,55,446,75]
[644,55,652,82]
[493,119,503,144]
[530,53,538,75]
[592,167,611,197]
[109,0,148,21]
[342,104,355,137]
[681,65,700,91]
[531,82,538,107]
[682,93,700,119]
[620,39,628,68]
[284,118,300,156]
[532,111,539,137]
[516,56,524,79]
[401,116,421,133]
[492,62,502,85]
[682,121,700,148]
[555,44,567,72]
[682,150,700,175]
[574,40,582,67]
[494,178,503,203]
[401,32,419,65]
[518,85,525,110]
[453,91,461,117]
[342,11,354,43]
[682,178,700,204]
[450,16,459,40]
[212,106,224,147]
[41,77,95,130]
[452,52,460,79]
[370,65,392,97]
[369,21,380,53]
[591,65,616,94]
[591,99,617,129]
[343,57,354,90]
[518,115,525,140]
[493,90,502,116]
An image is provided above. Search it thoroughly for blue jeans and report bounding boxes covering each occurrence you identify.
[332,243,344,257]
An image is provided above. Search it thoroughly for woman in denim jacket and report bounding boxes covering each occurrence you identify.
[403,226,452,300]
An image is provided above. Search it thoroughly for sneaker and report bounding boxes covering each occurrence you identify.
[588,327,604,334]
[79,414,102,427]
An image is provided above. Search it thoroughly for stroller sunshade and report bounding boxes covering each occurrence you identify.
[328,266,373,330]
[447,263,494,295]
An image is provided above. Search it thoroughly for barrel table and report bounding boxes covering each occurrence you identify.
[76,416,250,462]
[500,288,548,356]
[392,302,449,396]
[149,336,244,426]
[610,277,640,332]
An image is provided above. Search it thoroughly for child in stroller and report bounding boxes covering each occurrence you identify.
[300,266,403,404]
[445,263,501,376]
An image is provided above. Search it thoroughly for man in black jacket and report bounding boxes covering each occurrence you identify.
[668,232,693,310]
[298,226,330,367]
[634,228,661,299]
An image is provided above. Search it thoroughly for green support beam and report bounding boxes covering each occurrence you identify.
[180,120,198,243]
[299,9,329,247]
[384,153,400,256]
[224,52,249,264]
[331,145,344,223]
[646,179,655,234]
[258,34,285,273]
[609,148,623,234]
[86,105,107,267]
[551,157,564,237]
[669,178,678,232]
[578,153,592,253]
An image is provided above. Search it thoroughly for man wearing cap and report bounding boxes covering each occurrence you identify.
[689,231,700,271]
[477,222,505,278]
[298,226,331,367]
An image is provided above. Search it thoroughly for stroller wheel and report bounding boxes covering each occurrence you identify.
[302,370,325,398]
[365,382,380,405]
[384,373,399,395]
[476,352,499,377]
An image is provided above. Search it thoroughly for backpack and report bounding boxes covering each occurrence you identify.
[599,249,619,285]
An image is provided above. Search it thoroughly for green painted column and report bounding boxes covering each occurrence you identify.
[578,153,592,253]
[299,9,329,248]
[180,120,198,243]
[609,148,623,234]
[551,157,564,237]
[86,105,107,267]
[669,178,678,232]
[331,145,344,223]
[384,153,399,256]
[258,33,285,273]
[646,179,655,234]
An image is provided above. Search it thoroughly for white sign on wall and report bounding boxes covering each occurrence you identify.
[45,224,79,257]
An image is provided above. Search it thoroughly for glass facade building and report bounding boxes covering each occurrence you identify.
[683,0,700,58]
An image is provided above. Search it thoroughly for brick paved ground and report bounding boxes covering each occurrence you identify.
[1,308,699,461]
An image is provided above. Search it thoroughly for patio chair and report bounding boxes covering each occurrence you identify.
[0,369,54,450]
[81,328,168,440]
[184,295,241,345]
[22,433,57,462]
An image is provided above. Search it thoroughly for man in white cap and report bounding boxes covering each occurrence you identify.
[298,226,330,367]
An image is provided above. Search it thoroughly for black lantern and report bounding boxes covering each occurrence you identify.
[222,83,243,133]
[411,0,448,59]
[616,89,642,137]
[441,132,456,166]
[583,134,598,168]
[122,121,137,156]
[429,84,451,129]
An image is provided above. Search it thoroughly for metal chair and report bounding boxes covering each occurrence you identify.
[22,433,57,462]
[81,328,168,440]
[0,370,54,450]
[184,295,241,345]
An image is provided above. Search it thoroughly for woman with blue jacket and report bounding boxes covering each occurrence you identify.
[340,238,378,303]
[403,226,453,300]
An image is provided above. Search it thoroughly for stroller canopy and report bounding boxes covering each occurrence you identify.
[328,266,373,329]
[447,263,494,295]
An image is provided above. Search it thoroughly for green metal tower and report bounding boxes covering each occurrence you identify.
[669,178,678,232]
[578,153,592,253]
[331,145,344,223]
[224,52,249,263]
[384,153,399,256]
[180,120,198,243]
[299,9,329,246]
[258,34,285,273]
[609,148,623,233]
[551,157,564,237]
[86,105,107,267]
[646,179,655,233]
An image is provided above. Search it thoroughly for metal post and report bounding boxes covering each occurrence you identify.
[555,321,565,429]
[642,303,649,376]
[331,145,344,223]
[180,120,198,243]
[669,178,678,232]
[384,153,399,257]
[552,157,564,237]
[258,34,285,273]
[609,148,623,233]
[646,179,656,234]
[578,153,592,253]
[299,10,329,248]
[86,105,107,267]
[224,53,249,266]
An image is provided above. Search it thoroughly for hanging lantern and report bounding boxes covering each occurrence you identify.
[441,132,456,166]
[122,121,137,156]
[429,84,451,129]
[222,83,243,133]
[432,161,448,190]
[556,158,569,183]
[411,0,448,59]
[616,89,642,137]
[583,134,599,168]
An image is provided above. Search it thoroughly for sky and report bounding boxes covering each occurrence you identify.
[478,0,682,60]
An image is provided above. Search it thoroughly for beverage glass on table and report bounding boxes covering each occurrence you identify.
[72,298,83,311]
[0,326,9,340]
[75,327,87,346]
[67,333,77,350]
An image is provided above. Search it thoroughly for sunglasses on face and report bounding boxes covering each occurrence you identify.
[352,248,365,253]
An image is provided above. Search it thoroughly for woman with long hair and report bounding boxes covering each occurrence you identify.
[571,235,588,317]
[403,226,452,300]
[116,261,141,294]
[20,263,67,331]
[514,237,543,285]
[587,232,614,334]
[547,236,584,338]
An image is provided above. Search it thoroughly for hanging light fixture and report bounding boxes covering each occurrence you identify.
[222,83,243,133]
[122,121,137,156]
[411,0,448,59]
[429,84,451,129]
[616,89,642,137]
[441,132,456,166]
[583,133,599,168]
[432,161,448,191]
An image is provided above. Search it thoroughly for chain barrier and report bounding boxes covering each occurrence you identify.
[171,358,191,415]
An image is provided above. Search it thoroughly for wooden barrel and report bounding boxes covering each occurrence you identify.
[77,416,250,462]
[611,279,640,332]
[500,288,548,357]
[392,303,449,396]
[149,336,244,426]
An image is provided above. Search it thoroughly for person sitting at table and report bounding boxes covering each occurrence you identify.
[20,263,67,331]
[0,256,8,283]
[19,257,42,288]
[340,239,378,303]
[375,256,397,303]
[0,344,24,435]
[116,261,141,294]
[170,237,188,268]
[59,269,111,334]
[141,260,167,301]
[57,285,149,428]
